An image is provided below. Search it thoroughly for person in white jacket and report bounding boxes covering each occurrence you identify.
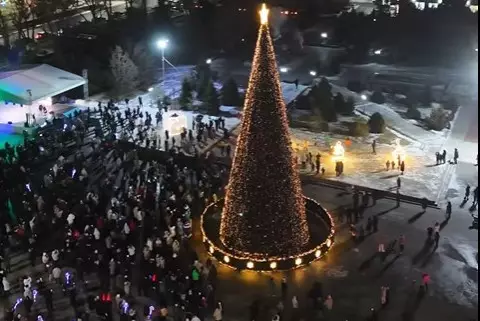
[2,276,10,294]
[213,302,223,321]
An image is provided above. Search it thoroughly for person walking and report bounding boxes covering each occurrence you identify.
[446,201,452,219]
[380,286,390,307]
[397,176,401,190]
[324,294,333,312]
[399,235,405,254]
[378,242,386,261]
[473,186,478,205]
[213,302,223,321]
[464,185,471,201]
[422,273,430,292]
[281,277,288,300]
[434,231,440,248]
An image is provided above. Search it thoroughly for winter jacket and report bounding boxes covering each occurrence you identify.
[213,307,222,321]
[324,295,333,310]
[2,277,10,291]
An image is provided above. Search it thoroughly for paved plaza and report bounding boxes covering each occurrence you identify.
[192,181,478,321]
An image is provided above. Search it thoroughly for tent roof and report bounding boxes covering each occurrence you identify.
[0,64,86,105]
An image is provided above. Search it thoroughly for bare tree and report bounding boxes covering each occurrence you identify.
[10,0,35,39]
[102,0,114,20]
[83,0,102,22]
[33,0,57,33]
[0,9,10,48]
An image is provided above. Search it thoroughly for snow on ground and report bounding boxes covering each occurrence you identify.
[290,127,448,200]
[282,83,309,105]
[330,84,449,148]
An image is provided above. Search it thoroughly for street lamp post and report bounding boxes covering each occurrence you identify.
[157,39,169,88]
[26,89,32,126]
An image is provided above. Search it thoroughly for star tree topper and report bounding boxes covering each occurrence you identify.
[259,3,269,25]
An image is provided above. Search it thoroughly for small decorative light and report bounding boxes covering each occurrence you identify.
[326,239,332,248]
[315,250,321,258]
[223,256,230,263]
[246,261,254,269]
[270,262,277,269]
[209,246,215,253]
[295,258,302,266]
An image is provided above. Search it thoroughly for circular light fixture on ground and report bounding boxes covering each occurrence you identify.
[201,197,335,271]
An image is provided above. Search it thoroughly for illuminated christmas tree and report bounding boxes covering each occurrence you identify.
[219,4,310,258]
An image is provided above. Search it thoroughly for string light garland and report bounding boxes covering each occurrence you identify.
[200,3,335,271]
[201,197,335,271]
[219,3,309,258]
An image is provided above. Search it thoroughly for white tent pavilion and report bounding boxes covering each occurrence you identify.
[0,64,86,105]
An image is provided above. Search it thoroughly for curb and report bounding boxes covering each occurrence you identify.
[300,176,439,209]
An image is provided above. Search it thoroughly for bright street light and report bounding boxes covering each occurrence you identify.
[157,39,168,49]
[361,94,368,101]
[475,48,478,52]
[321,32,328,39]
[309,70,317,76]
[206,58,212,64]
[280,67,288,73]
[374,49,382,55]
[148,87,154,92]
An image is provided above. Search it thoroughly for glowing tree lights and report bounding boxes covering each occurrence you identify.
[201,3,335,271]
[218,2,310,258]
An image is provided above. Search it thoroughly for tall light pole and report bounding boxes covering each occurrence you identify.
[26,89,32,126]
[157,39,169,88]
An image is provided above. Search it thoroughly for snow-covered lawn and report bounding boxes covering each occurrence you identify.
[290,127,448,200]
[330,84,450,152]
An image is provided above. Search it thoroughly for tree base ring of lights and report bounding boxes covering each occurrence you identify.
[201,196,335,271]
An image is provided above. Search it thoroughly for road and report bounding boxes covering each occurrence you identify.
[0,0,171,46]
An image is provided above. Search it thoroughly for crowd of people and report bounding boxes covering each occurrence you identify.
[0,99,231,321]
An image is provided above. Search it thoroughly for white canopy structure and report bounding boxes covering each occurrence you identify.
[0,64,86,105]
